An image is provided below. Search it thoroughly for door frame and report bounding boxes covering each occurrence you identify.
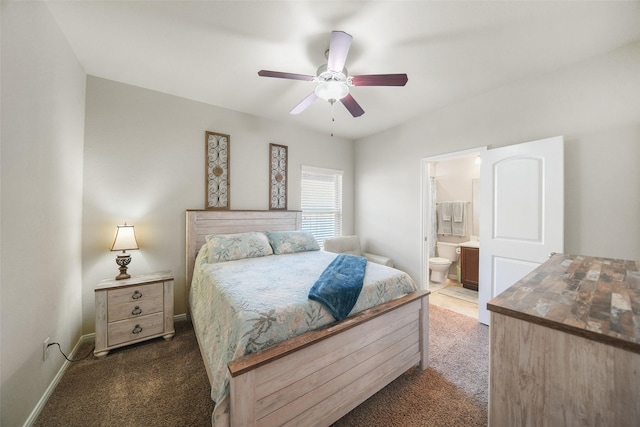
[420,146,487,291]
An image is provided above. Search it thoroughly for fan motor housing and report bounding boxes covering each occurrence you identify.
[316,64,350,84]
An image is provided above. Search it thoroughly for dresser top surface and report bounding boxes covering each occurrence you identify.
[488,254,640,353]
[96,270,173,290]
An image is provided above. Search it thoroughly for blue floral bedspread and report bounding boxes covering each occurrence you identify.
[189,244,418,406]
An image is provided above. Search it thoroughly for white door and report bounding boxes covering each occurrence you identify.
[478,136,564,325]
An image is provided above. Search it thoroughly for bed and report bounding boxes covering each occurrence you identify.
[186,210,429,427]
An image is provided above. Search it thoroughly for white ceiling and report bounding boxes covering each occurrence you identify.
[46,1,640,140]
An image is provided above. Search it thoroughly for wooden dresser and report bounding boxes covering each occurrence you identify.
[94,270,175,357]
[487,254,640,426]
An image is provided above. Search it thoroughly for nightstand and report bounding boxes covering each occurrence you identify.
[94,270,174,357]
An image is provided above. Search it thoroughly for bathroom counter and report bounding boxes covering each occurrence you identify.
[459,240,479,248]
[487,253,640,426]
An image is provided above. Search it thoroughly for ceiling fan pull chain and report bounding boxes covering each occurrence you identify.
[330,100,335,137]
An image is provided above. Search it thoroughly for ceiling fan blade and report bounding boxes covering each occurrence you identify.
[258,70,315,81]
[340,94,365,117]
[327,31,353,73]
[290,92,319,115]
[351,74,408,86]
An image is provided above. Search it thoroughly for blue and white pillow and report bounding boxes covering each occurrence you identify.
[205,232,273,263]
[266,231,320,255]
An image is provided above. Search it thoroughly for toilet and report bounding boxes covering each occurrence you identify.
[429,242,460,283]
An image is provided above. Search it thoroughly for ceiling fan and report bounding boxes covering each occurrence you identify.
[258,31,408,118]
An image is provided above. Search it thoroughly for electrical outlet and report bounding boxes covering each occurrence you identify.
[43,337,50,361]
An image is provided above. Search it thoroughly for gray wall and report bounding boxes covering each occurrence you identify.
[355,41,640,285]
[82,77,355,333]
[1,2,86,425]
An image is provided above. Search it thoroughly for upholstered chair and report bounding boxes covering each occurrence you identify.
[323,235,394,267]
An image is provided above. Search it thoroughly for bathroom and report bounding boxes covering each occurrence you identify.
[426,153,481,316]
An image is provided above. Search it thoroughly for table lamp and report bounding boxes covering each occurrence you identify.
[110,223,139,280]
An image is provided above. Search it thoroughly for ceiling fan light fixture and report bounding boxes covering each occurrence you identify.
[315,80,349,102]
[258,30,407,118]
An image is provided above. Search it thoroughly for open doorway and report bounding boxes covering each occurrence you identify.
[421,147,486,318]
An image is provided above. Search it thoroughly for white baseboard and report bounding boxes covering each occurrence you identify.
[23,313,188,426]
[23,334,91,427]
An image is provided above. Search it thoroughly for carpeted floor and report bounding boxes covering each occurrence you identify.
[34,319,214,427]
[34,304,488,426]
[333,304,488,426]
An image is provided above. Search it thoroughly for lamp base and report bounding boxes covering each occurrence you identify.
[115,254,132,280]
[115,271,131,280]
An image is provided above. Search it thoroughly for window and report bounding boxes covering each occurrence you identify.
[301,166,343,247]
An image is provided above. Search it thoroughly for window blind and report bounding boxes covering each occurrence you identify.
[301,166,343,247]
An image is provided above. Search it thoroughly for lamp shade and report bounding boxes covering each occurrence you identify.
[110,224,139,252]
[315,81,349,101]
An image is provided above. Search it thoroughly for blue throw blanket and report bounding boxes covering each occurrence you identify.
[308,254,367,321]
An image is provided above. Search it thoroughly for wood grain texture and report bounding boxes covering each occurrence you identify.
[107,282,163,311]
[94,271,174,357]
[460,246,479,290]
[488,254,640,354]
[419,293,429,369]
[108,312,165,346]
[163,280,175,339]
[490,312,640,427]
[228,291,428,376]
[94,291,108,357]
[230,296,427,427]
[107,294,162,323]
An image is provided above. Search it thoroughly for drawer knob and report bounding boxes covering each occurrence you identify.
[131,306,142,316]
[132,324,143,334]
[131,290,142,300]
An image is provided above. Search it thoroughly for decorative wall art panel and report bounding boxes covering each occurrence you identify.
[269,143,288,210]
[205,131,230,210]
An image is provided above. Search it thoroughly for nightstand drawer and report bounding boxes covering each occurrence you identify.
[108,312,164,347]
[107,282,163,306]
[95,271,174,358]
[108,295,163,322]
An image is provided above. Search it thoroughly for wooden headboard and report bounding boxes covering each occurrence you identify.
[185,210,302,311]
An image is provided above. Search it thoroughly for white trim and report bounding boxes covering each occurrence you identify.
[301,165,344,176]
[23,313,188,426]
[421,146,484,163]
[23,334,90,427]
[419,146,487,292]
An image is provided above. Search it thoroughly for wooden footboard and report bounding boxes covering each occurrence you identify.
[228,290,429,427]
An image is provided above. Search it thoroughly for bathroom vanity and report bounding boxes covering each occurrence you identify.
[459,241,479,291]
[487,254,640,426]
